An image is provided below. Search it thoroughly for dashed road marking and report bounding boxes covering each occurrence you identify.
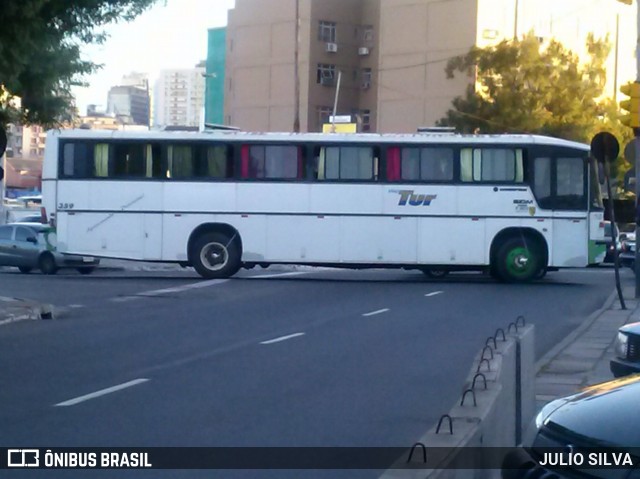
[260,332,306,345]
[362,308,389,317]
[67,304,85,309]
[54,378,150,407]
[425,291,444,297]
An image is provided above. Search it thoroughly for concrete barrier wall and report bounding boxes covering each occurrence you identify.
[379,323,536,479]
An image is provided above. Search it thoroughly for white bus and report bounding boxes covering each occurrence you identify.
[42,129,605,282]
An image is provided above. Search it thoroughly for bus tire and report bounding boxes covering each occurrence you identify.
[38,253,58,275]
[191,232,241,279]
[494,236,542,283]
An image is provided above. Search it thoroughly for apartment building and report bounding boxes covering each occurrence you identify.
[154,64,206,128]
[225,0,636,133]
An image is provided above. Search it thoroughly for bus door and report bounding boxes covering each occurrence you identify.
[532,153,590,267]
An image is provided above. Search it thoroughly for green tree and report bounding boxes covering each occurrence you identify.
[0,0,156,128]
[439,33,630,145]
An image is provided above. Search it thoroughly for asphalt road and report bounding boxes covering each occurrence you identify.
[0,264,625,478]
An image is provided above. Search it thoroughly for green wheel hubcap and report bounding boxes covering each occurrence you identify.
[505,247,534,278]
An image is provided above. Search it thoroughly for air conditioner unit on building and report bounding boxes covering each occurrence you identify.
[358,47,370,56]
[326,42,338,53]
[362,81,371,90]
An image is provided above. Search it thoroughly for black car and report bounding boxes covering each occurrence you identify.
[502,375,640,478]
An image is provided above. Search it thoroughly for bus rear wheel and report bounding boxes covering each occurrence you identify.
[191,232,241,279]
[494,236,542,283]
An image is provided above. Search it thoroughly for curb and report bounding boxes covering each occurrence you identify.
[0,297,56,324]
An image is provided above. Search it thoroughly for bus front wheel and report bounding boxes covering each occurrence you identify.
[191,232,241,279]
[494,237,542,283]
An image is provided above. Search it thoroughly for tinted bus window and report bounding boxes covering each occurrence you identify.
[401,147,453,181]
[461,148,524,182]
[319,146,375,180]
[243,145,299,179]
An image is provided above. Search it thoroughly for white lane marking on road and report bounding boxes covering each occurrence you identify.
[139,279,229,296]
[260,332,306,345]
[425,291,443,297]
[362,308,389,317]
[110,297,137,303]
[54,379,150,407]
[68,304,84,309]
[250,272,307,279]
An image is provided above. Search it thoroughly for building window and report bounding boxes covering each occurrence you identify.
[318,20,337,43]
[359,109,371,132]
[317,64,336,85]
[361,68,372,89]
[362,25,374,43]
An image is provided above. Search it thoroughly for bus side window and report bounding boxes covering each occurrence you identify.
[114,143,145,177]
[200,145,232,178]
[145,144,163,178]
[460,148,523,183]
[166,144,195,179]
[62,142,92,178]
[243,145,299,180]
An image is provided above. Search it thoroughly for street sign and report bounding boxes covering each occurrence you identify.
[591,132,620,164]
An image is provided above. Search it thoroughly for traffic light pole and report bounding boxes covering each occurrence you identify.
[636,2,640,298]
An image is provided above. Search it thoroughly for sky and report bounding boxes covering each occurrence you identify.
[71,0,236,114]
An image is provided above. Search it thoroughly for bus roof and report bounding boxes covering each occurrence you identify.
[48,129,590,151]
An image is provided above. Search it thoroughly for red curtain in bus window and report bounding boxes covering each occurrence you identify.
[387,147,401,181]
[241,145,250,178]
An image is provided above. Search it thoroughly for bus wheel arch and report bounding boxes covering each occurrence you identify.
[490,228,548,282]
[188,224,243,279]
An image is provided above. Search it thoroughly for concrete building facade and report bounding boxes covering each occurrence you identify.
[107,85,151,126]
[224,0,637,133]
[154,64,206,128]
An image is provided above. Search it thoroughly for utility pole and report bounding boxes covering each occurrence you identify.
[293,0,301,133]
[615,0,639,297]
[514,0,519,39]
[330,70,343,133]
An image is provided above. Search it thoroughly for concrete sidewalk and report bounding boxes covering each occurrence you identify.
[535,285,640,409]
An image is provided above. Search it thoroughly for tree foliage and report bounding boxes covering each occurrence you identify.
[438,33,631,146]
[0,0,156,128]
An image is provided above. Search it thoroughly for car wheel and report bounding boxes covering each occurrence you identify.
[18,267,33,274]
[77,267,95,275]
[38,253,58,275]
[190,232,241,279]
[494,236,542,283]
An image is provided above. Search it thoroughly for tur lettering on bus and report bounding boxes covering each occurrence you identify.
[396,190,437,206]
